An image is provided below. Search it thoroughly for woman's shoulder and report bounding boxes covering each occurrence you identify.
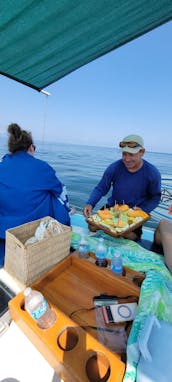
[30,154,55,173]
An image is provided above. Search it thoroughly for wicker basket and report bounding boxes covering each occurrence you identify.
[4,217,72,286]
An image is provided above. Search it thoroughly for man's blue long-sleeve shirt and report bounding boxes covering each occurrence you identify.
[87,159,161,213]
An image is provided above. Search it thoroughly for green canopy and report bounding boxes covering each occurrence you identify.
[0,0,172,91]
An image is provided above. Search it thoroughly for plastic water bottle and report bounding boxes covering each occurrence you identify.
[24,287,57,329]
[95,238,108,267]
[111,251,123,275]
[78,235,89,258]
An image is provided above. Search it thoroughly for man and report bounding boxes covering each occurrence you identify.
[83,134,161,240]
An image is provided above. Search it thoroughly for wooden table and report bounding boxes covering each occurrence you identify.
[9,253,143,382]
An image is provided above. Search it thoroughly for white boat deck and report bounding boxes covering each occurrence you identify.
[0,321,60,382]
[0,268,61,382]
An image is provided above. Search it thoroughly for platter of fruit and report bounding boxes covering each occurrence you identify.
[86,204,150,237]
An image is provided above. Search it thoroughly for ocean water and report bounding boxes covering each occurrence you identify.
[0,139,172,215]
[36,142,172,212]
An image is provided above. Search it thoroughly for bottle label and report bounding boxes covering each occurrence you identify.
[112,266,122,274]
[79,244,87,252]
[28,298,49,320]
[96,251,105,259]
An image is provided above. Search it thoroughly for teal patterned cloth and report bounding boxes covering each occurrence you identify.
[71,231,172,381]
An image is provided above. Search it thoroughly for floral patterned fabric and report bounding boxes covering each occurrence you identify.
[71,231,172,381]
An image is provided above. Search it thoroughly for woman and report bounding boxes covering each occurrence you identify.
[154,205,172,272]
[0,123,71,242]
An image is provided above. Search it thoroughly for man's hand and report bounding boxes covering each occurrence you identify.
[83,204,93,217]
[133,206,141,210]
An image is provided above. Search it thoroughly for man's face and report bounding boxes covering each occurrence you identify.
[122,149,145,172]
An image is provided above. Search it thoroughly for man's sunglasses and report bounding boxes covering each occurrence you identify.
[119,141,141,148]
[32,144,36,151]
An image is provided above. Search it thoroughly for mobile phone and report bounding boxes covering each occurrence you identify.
[93,294,118,307]
[102,302,138,324]
[93,294,118,306]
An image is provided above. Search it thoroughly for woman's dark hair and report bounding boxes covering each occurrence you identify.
[8,123,33,153]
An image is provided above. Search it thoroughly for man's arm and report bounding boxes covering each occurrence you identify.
[139,168,161,213]
[140,193,161,213]
[87,166,115,206]
[83,163,116,216]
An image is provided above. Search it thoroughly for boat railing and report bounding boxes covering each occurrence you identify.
[161,177,172,203]
[147,176,172,229]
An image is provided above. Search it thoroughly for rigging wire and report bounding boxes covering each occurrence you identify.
[41,90,51,144]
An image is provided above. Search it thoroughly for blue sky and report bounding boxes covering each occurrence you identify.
[0,21,172,153]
